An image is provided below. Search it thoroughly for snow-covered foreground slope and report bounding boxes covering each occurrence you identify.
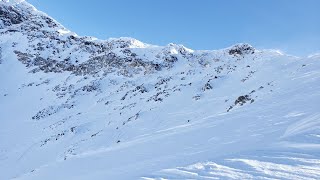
[1,1,320,179]
[145,152,320,180]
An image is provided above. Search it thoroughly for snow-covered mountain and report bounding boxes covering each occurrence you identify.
[1,1,320,179]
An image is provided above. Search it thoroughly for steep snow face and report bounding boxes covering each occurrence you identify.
[1,1,320,180]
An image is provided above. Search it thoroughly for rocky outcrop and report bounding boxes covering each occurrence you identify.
[229,44,255,56]
[0,5,24,27]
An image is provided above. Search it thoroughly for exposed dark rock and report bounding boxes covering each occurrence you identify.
[193,95,201,101]
[235,95,252,106]
[123,111,140,125]
[81,83,99,92]
[229,44,255,56]
[0,6,24,27]
[227,94,255,112]
[40,131,68,147]
[32,104,74,120]
[202,82,213,91]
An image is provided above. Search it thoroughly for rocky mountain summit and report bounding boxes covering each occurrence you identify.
[1,1,320,179]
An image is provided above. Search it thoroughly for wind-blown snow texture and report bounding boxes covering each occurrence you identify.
[1,1,320,179]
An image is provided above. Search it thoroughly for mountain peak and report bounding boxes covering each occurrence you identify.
[107,37,148,48]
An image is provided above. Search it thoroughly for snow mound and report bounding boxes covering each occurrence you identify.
[107,37,148,48]
[308,53,320,59]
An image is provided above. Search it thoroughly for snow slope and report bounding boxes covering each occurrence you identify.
[1,1,320,179]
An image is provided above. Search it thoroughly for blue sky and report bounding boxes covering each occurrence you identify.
[27,0,320,56]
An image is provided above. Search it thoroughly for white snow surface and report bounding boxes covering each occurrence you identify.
[1,1,320,180]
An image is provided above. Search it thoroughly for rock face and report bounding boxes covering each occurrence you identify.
[1,1,320,180]
[228,43,255,56]
[0,5,23,26]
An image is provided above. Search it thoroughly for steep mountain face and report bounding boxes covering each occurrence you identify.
[1,1,320,180]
